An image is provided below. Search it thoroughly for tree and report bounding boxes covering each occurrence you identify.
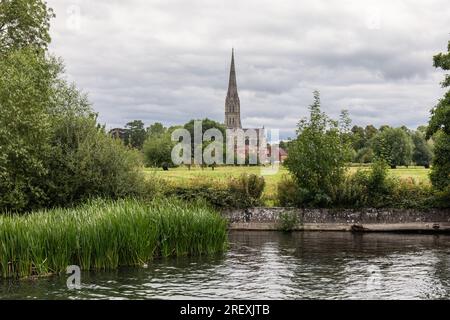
[147,122,166,138]
[411,131,433,168]
[364,125,378,141]
[371,127,413,168]
[284,91,352,206]
[0,0,55,55]
[354,147,374,163]
[426,40,450,191]
[0,1,146,212]
[124,120,146,150]
[351,125,366,150]
[0,48,59,210]
[143,133,173,167]
[183,118,226,162]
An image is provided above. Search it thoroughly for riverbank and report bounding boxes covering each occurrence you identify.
[223,207,450,232]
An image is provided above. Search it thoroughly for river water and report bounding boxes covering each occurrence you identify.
[1,231,450,299]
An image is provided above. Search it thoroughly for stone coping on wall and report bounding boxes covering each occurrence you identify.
[222,207,450,232]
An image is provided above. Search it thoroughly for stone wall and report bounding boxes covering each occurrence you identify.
[222,207,450,232]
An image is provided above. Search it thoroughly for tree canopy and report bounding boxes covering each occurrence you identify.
[0,0,54,55]
[427,40,450,191]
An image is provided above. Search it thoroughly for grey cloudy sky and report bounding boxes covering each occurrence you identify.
[47,0,449,139]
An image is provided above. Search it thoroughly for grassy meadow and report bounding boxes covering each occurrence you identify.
[145,165,431,205]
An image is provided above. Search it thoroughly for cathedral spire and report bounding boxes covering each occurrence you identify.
[225,48,242,128]
[227,48,237,96]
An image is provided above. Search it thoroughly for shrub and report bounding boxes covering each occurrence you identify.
[229,173,265,204]
[277,176,309,207]
[278,160,437,209]
[45,115,145,207]
[163,174,265,209]
[277,210,300,232]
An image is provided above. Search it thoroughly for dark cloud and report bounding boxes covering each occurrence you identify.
[47,0,449,139]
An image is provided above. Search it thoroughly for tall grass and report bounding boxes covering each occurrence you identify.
[0,198,228,278]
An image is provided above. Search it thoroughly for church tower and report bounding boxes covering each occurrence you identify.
[224,49,242,128]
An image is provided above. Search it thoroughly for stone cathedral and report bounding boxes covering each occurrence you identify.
[223,49,271,161]
[224,49,242,128]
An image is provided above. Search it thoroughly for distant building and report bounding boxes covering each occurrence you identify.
[109,128,128,140]
[224,49,287,164]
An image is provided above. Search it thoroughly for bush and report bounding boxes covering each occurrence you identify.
[278,160,438,209]
[277,210,300,232]
[45,115,145,207]
[277,176,307,207]
[163,174,265,209]
[229,173,265,203]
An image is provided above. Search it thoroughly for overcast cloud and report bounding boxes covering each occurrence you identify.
[47,0,449,139]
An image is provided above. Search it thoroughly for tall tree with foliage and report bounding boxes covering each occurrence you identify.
[147,122,167,138]
[0,48,59,210]
[426,40,450,191]
[411,131,433,168]
[143,122,174,167]
[371,127,413,168]
[124,120,146,150]
[284,91,352,206]
[0,0,54,55]
[0,1,146,212]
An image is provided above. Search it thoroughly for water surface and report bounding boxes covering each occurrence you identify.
[1,231,449,299]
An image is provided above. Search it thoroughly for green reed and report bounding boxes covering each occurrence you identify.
[0,198,228,278]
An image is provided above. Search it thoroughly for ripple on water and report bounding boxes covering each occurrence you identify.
[1,231,450,299]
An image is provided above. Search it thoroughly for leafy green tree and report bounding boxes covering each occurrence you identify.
[371,127,413,168]
[147,122,166,138]
[284,91,352,206]
[364,125,378,141]
[411,131,433,168]
[351,125,366,150]
[124,120,146,150]
[143,133,173,167]
[0,1,146,212]
[426,40,450,191]
[0,48,59,210]
[0,0,54,55]
[184,118,226,138]
[184,118,226,163]
[354,147,374,163]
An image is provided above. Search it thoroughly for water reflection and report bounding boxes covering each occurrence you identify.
[1,231,449,299]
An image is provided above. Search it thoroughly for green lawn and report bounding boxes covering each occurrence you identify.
[144,165,431,205]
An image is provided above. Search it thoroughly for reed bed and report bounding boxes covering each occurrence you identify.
[0,198,228,278]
